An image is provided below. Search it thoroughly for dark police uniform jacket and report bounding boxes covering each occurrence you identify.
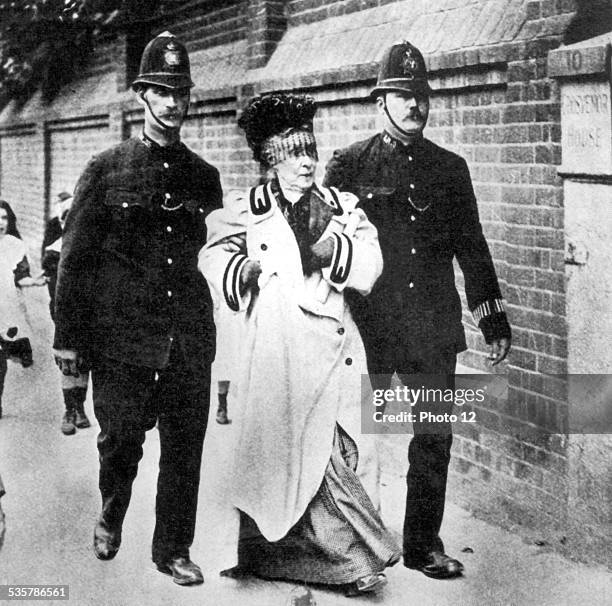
[324,132,510,361]
[53,135,222,372]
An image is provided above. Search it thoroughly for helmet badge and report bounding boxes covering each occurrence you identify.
[164,41,181,67]
[401,47,419,80]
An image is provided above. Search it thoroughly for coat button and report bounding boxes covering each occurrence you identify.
[408,155,413,161]
[166,226,172,233]
[345,357,352,365]
[163,162,169,169]
[167,290,172,297]
[366,192,373,199]
[167,258,173,265]
[410,183,415,190]
[411,248,416,254]
[411,215,416,221]
[165,193,171,199]
[337,327,345,335]
[409,282,414,288]
[261,243,268,251]
[122,202,128,208]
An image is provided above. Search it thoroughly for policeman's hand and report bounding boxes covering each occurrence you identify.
[239,260,262,294]
[309,237,335,270]
[53,349,81,377]
[221,234,247,253]
[489,337,511,366]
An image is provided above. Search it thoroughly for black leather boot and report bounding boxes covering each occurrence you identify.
[93,518,121,560]
[60,391,76,435]
[72,387,91,429]
[216,393,231,425]
[75,403,91,428]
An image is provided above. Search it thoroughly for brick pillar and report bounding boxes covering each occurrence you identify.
[247,0,287,69]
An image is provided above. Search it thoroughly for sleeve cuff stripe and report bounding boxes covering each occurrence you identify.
[330,233,352,283]
[473,299,505,323]
[223,253,248,311]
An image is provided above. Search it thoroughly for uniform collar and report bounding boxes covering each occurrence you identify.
[139,131,185,159]
[382,130,425,154]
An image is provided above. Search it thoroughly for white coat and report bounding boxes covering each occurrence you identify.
[199,183,383,541]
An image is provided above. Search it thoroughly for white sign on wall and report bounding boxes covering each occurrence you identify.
[560,81,612,175]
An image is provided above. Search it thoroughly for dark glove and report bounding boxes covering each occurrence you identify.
[239,260,262,295]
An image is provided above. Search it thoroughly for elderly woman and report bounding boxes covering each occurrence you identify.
[199,94,399,597]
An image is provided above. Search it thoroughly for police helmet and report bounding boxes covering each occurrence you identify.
[132,31,194,91]
[371,40,431,98]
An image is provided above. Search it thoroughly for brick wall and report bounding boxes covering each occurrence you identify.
[165,0,249,51]
[48,121,111,204]
[288,0,396,26]
[247,0,287,68]
[441,51,570,533]
[0,126,45,256]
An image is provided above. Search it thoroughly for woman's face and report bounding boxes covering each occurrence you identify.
[274,153,316,193]
[0,208,8,238]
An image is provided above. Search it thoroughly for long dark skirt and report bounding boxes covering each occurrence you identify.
[237,425,400,585]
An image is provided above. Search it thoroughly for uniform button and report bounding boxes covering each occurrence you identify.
[166,226,172,233]
[411,215,416,221]
[165,193,171,199]
[167,290,172,297]
[167,258,173,265]
[366,192,373,199]
[411,248,416,254]
[409,282,414,288]
[199,208,204,213]
[409,183,415,190]
[261,243,268,251]
[163,162,169,169]
[345,357,353,365]
[122,202,128,208]
[408,155,413,161]
[337,327,345,335]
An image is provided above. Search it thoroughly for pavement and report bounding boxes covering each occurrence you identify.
[0,288,610,606]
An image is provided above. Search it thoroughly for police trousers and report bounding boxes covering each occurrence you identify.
[91,345,210,563]
[364,334,456,558]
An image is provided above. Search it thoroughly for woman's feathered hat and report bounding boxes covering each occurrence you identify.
[238,93,318,164]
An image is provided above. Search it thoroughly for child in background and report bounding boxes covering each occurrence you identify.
[212,291,245,425]
[0,200,46,419]
[42,192,91,435]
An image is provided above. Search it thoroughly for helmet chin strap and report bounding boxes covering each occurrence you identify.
[382,99,414,139]
[141,91,189,132]
[380,94,426,145]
